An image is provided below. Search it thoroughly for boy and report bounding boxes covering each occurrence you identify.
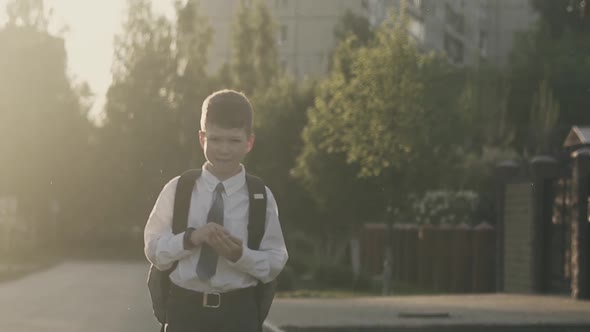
[144,89,288,332]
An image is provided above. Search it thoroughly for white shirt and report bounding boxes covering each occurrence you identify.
[144,164,288,293]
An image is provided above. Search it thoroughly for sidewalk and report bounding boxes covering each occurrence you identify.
[264,293,590,331]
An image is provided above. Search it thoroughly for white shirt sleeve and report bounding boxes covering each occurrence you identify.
[228,187,289,283]
[144,176,194,271]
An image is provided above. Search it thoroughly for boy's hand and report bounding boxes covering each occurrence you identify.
[208,228,243,262]
[190,223,230,247]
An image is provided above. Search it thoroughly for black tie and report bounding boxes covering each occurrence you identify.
[196,182,225,280]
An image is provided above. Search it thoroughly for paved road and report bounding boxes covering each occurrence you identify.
[0,261,159,332]
[266,293,590,330]
[4,261,590,332]
[0,261,283,332]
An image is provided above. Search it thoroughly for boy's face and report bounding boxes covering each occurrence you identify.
[199,124,254,178]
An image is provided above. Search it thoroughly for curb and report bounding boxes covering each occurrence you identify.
[263,321,286,332]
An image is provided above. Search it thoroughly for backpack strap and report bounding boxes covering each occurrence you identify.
[151,169,200,331]
[245,173,276,327]
[172,169,201,234]
[245,173,267,250]
[169,169,201,272]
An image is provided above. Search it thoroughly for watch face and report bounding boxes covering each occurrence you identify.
[184,228,196,249]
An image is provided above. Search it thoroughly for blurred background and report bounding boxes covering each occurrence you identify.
[0,0,588,297]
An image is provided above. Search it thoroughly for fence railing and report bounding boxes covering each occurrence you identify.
[360,222,495,293]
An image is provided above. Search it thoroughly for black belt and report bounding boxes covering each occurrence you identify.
[170,283,255,309]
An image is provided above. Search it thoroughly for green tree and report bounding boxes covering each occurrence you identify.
[5,0,48,29]
[98,0,212,241]
[246,78,316,234]
[226,0,311,235]
[229,0,280,94]
[293,36,385,266]
[529,79,560,155]
[507,0,590,154]
[229,0,257,93]
[295,5,469,275]
[455,65,519,191]
[333,9,373,52]
[309,7,463,185]
[175,0,213,167]
[0,0,91,247]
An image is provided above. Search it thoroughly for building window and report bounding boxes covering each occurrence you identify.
[408,18,425,42]
[444,32,464,64]
[319,52,326,66]
[445,3,465,35]
[280,24,288,44]
[479,30,488,57]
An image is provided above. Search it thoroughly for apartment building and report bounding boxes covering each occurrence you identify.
[367,0,538,67]
[196,0,368,79]
[269,0,369,78]
[196,0,538,80]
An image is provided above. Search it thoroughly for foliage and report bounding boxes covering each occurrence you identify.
[405,190,479,225]
[507,0,590,155]
[98,0,212,233]
[297,6,467,225]
[230,0,279,94]
[0,0,90,236]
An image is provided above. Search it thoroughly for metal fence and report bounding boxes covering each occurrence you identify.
[360,222,495,293]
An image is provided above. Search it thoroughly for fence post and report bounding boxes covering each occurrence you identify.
[530,155,560,293]
[472,222,495,292]
[417,224,434,290]
[451,223,473,293]
[434,223,453,292]
[407,224,419,284]
[495,160,522,292]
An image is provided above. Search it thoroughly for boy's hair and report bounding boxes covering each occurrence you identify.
[200,89,254,135]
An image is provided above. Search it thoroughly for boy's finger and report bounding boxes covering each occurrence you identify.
[212,225,230,235]
[219,234,237,247]
[228,235,242,246]
[216,237,233,255]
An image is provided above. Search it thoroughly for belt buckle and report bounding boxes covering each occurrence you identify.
[203,292,221,308]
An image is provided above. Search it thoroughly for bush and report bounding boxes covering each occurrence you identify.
[314,264,355,289]
[352,272,372,291]
[286,254,310,276]
[276,265,296,291]
[408,190,479,225]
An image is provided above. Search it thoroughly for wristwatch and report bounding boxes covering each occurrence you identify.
[183,227,197,250]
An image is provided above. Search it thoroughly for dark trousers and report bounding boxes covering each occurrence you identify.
[165,283,260,332]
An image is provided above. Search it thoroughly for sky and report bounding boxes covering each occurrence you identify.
[0,0,174,122]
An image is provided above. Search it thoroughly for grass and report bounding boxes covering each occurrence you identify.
[278,289,378,298]
[277,279,437,299]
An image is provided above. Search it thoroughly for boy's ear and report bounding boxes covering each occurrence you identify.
[246,134,255,153]
[198,130,206,149]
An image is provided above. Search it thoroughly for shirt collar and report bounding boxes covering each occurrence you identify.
[200,163,246,196]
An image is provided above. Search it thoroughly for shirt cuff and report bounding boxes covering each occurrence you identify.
[165,232,192,259]
[227,245,257,272]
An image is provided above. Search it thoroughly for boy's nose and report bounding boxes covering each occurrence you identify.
[219,142,231,153]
